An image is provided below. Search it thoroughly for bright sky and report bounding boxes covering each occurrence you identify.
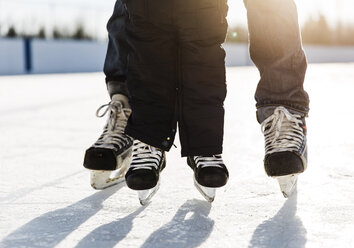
[0,0,353,38]
[227,0,354,26]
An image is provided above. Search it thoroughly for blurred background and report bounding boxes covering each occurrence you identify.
[1,0,354,75]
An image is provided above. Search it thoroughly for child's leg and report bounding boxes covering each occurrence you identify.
[123,0,177,202]
[175,0,229,157]
[124,0,178,151]
[172,0,229,197]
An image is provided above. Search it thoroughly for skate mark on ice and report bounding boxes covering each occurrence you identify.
[0,170,84,203]
[140,199,214,248]
[328,170,354,180]
[0,184,123,248]
[75,204,149,248]
[248,190,307,248]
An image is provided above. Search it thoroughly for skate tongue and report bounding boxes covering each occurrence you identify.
[257,106,277,124]
[257,106,306,124]
[111,94,130,108]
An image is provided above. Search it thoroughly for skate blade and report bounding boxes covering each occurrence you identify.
[138,181,160,206]
[276,174,298,198]
[90,170,125,190]
[90,151,131,190]
[194,179,216,203]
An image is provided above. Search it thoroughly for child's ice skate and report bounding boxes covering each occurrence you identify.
[259,106,307,198]
[125,140,166,205]
[83,94,133,189]
[187,155,229,202]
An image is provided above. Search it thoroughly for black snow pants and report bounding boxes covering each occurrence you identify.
[124,0,228,157]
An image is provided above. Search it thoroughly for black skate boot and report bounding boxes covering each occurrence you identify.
[83,94,133,190]
[258,106,307,197]
[187,155,229,202]
[125,140,166,205]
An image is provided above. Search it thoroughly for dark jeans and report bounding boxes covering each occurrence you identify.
[103,0,129,98]
[104,0,310,112]
[244,0,309,114]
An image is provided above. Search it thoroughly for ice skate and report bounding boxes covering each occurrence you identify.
[83,94,133,189]
[259,106,307,198]
[125,140,166,205]
[187,155,229,202]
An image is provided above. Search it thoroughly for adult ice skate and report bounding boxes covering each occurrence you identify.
[187,155,229,202]
[125,140,166,205]
[259,106,307,198]
[83,94,133,189]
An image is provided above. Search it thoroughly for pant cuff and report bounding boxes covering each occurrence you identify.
[106,80,129,98]
[125,125,174,151]
[181,146,223,157]
[256,101,309,115]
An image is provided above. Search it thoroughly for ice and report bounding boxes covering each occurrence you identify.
[1,64,354,248]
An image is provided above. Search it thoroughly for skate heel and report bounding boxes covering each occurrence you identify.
[90,151,131,189]
[138,181,160,205]
[194,178,216,203]
[91,171,125,189]
[276,174,298,198]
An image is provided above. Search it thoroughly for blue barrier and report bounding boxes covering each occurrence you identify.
[24,38,32,73]
[1,39,354,76]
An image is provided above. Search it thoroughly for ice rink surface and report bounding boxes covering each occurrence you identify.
[1,64,354,248]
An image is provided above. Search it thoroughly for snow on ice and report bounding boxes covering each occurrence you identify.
[0,64,354,248]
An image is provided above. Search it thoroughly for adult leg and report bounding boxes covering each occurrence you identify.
[244,0,309,197]
[244,0,309,117]
[104,0,129,98]
[83,0,132,189]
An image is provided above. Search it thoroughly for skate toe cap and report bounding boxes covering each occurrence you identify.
[125,169,159,190]
[83,147,117,170]
[196,167,229,188]
[265,151,305,177]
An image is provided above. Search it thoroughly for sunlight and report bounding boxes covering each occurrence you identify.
[227,0,354,27]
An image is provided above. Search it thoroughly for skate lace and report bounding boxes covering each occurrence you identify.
[194,155,224,169]
[94,100,132,148]
[130,140,163,171]
[261,106,305,155]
